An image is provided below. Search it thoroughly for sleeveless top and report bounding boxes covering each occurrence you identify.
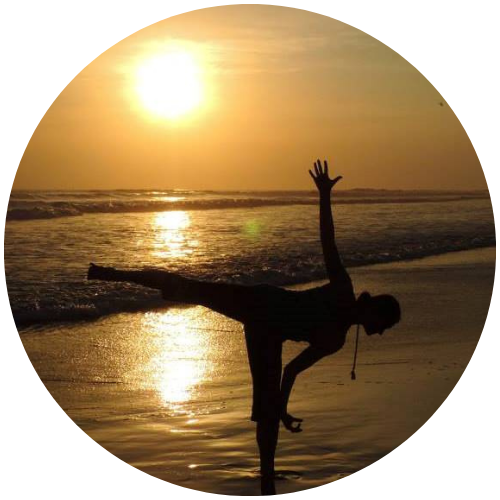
[260,277,356,355]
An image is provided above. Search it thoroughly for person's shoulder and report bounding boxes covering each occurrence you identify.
[325,275,356,301]
[305,277,354,299]
[342,275,355,294]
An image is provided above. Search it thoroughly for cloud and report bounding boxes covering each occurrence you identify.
[204,34,332,75]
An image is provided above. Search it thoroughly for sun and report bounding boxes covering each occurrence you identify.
[136,50,203,119]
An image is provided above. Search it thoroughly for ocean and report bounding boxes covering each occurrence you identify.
[6,189,496,494]
[5,189,494,328]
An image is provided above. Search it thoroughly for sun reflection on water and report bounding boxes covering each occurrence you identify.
[143,309,212,414]
[152,211,197,259]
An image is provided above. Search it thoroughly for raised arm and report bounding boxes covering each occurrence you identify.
[309,159,350,285]
[280,346,327,432]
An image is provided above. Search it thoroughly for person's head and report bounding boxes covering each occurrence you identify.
[356,292,401,335]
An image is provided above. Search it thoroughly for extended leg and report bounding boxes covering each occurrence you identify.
[88,263,282,324]
[88,263,176,289]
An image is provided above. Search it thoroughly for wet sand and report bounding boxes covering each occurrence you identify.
[20,247,494,495]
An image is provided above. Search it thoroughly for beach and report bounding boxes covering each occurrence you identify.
[19,247,494,495]
[5,4,497,496]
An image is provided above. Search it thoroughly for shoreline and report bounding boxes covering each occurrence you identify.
[19,246,495,495]
[293,245,495,289]
[16,245,496,332]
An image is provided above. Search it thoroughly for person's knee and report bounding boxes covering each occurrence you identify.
[256,416,280,438]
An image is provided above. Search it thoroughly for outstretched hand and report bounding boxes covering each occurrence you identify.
[281,413,304,433]
[309,159,342,194]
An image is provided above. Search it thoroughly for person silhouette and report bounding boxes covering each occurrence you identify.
[88,160,401,495]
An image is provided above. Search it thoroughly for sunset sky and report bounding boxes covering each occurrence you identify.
[14,5,486,191]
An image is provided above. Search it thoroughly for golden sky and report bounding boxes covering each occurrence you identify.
[14,5,486,191]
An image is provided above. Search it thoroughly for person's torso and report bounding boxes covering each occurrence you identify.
[262,281,356,354]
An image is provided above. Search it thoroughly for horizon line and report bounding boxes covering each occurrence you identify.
[10,187,490,193]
